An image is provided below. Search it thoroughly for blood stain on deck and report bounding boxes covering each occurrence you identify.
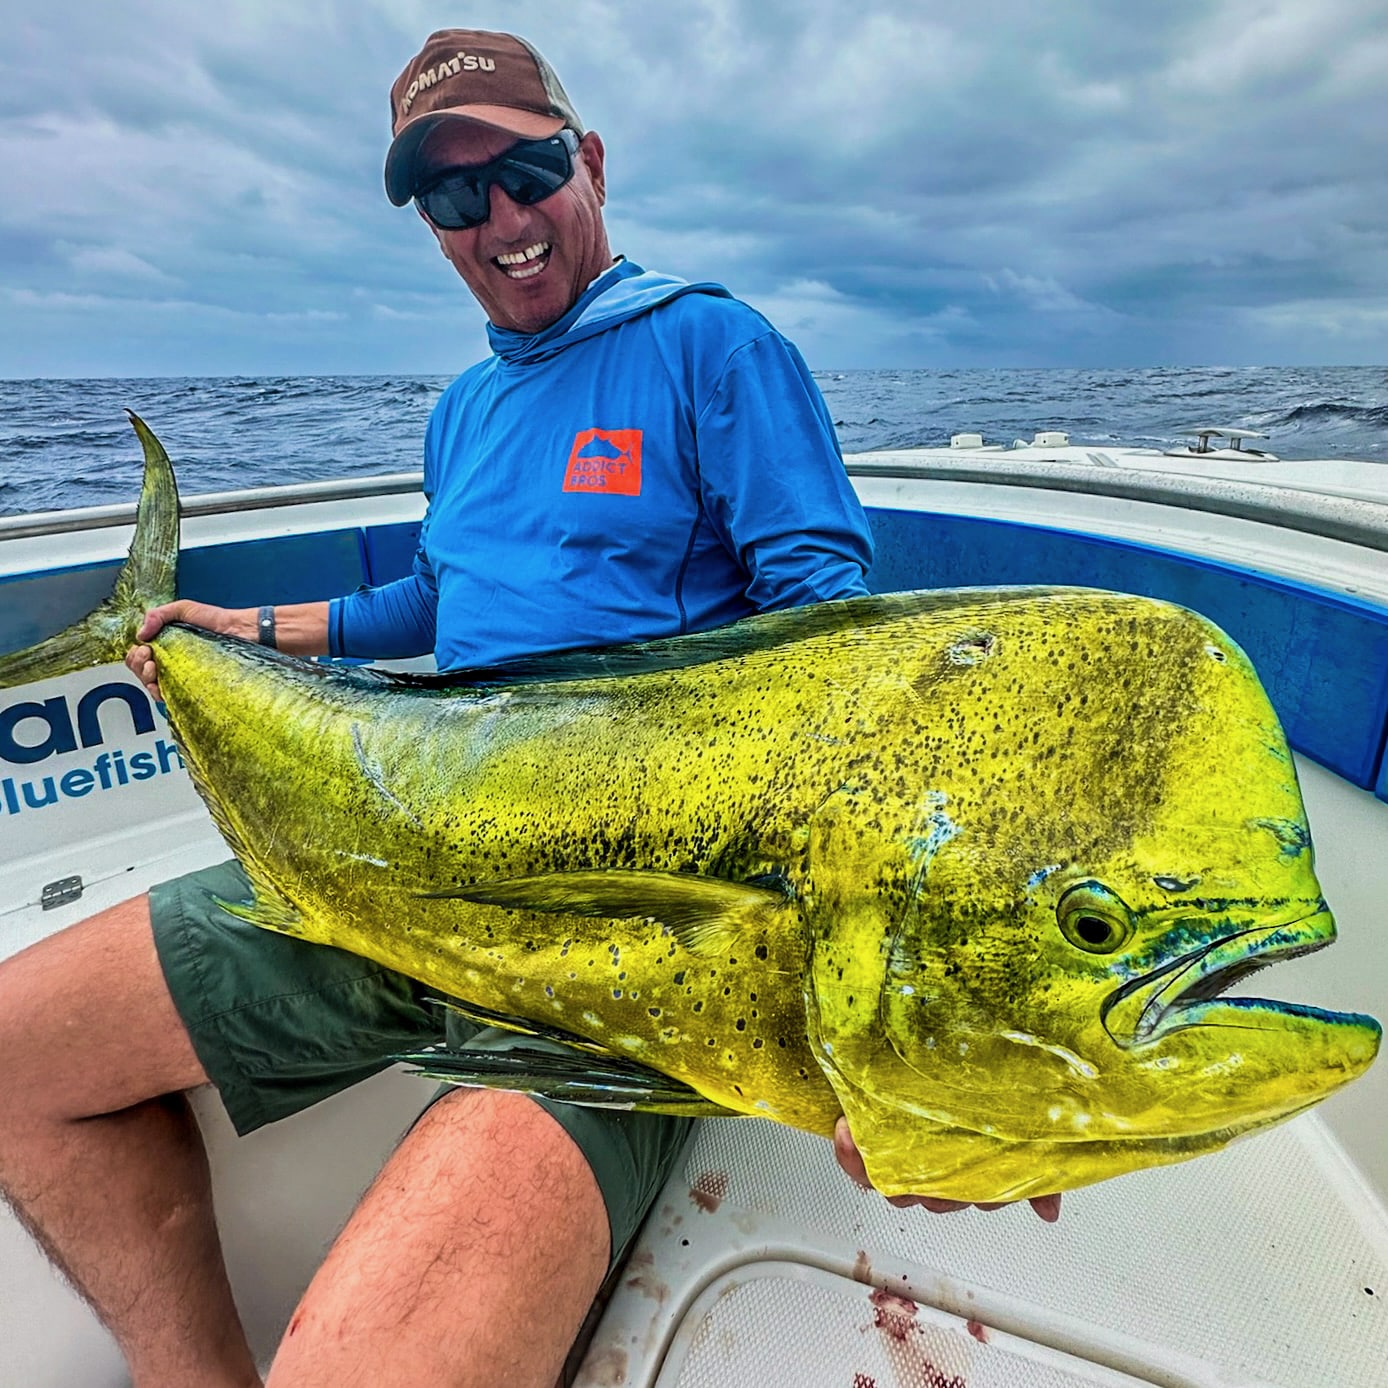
[690,1170,729,1213]
[865,1287,971,1388]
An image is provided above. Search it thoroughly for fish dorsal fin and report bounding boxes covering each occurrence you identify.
[426,869,791,957]
[372,587,1106,691]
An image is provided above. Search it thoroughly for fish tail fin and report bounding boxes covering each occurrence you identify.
[0,411,179,688]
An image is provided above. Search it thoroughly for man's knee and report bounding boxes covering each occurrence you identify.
[0,895,207,1122]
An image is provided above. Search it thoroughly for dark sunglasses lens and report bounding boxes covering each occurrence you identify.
[415,135,576,229]
[416,171,489,230]
[495,139,575,206]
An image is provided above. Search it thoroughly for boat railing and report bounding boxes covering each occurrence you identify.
[847,451,1388,553]
[3,452,1388,554]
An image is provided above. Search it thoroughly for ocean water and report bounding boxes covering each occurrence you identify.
[1,366,1385,517]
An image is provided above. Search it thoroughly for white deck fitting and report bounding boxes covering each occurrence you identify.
[654,1264,1161,1387]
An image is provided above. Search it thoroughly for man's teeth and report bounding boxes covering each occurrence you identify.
[495,242,551,279]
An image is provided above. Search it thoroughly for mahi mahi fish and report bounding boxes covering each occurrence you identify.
[0,413,1378,1201]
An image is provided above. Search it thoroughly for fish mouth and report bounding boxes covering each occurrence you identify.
[1101,904,1338,1048]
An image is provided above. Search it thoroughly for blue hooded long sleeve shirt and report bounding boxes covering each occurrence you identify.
[329,260,873,672]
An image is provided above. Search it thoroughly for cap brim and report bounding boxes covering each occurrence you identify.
[384,108,568,205]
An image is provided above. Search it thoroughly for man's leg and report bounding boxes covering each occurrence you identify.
[266,1087,611,1388]
[0,896,260,1388]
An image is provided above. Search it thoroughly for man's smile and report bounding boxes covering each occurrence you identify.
[495,242,552,279]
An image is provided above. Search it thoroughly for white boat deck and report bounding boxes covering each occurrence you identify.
[2,440,1386,1385]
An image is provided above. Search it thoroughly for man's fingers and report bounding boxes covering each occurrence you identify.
[832,1116,872,1188]
[124,644,161,700]
[835,1117,1063,1222]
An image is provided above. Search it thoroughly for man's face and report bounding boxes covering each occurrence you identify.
[415,121,613,334]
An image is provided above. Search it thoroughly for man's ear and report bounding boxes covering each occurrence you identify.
[579,131,607,207]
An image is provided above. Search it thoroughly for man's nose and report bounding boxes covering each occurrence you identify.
[487,184,531,237]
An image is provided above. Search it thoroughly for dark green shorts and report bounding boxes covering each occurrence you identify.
[150,859,692,1262]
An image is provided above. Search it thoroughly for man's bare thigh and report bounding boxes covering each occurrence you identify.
[0,895,209,1119]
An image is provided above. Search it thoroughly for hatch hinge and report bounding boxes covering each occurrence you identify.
[41,875,84,911]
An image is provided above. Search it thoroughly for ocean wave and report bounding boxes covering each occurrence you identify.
[1268,401,1388,430]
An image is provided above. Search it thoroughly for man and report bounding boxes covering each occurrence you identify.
[0,29,1055,1388]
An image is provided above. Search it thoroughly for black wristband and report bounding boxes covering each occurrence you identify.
[257,605,277,649]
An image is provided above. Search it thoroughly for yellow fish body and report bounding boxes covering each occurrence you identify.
[1,415,1378,1200]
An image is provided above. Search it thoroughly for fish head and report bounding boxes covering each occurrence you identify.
[890,852,1376,1136]
[807,593,1380,1193]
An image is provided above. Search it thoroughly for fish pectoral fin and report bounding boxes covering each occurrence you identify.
[214,889,303,936]
[426,869,791,958]
[396,1042,736,1116]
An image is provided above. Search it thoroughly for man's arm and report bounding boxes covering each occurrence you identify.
[695,329,873,610]
[127,600,329,699]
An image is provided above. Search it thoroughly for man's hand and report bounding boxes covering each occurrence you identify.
[833,1117,1062,1222]
[126,600,252,701]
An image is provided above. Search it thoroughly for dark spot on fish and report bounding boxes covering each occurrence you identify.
[672,970,686,985]
[755,943,768,961]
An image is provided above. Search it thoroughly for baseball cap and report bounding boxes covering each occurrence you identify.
[385,30,585,206]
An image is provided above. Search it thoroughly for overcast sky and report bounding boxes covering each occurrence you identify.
[4,0,1386,377]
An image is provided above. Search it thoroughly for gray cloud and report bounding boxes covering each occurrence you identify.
[2,0,1385,376]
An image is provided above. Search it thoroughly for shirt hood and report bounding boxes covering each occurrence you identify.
[486,259,732,365]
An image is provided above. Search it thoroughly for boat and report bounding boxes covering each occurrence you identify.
[2,429,1386,1387]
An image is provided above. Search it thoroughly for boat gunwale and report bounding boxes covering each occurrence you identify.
[4,452,1388,553]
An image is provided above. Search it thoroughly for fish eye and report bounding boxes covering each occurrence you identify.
[1056,882,1134,955]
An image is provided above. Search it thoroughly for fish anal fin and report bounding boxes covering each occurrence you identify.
[425,868,790,957]
[397,1041,736,1116]
[427,995,616,1058]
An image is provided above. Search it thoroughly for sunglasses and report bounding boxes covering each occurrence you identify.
[413,129,582,231]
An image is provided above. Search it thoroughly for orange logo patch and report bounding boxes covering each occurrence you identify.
[564,428,642,495]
